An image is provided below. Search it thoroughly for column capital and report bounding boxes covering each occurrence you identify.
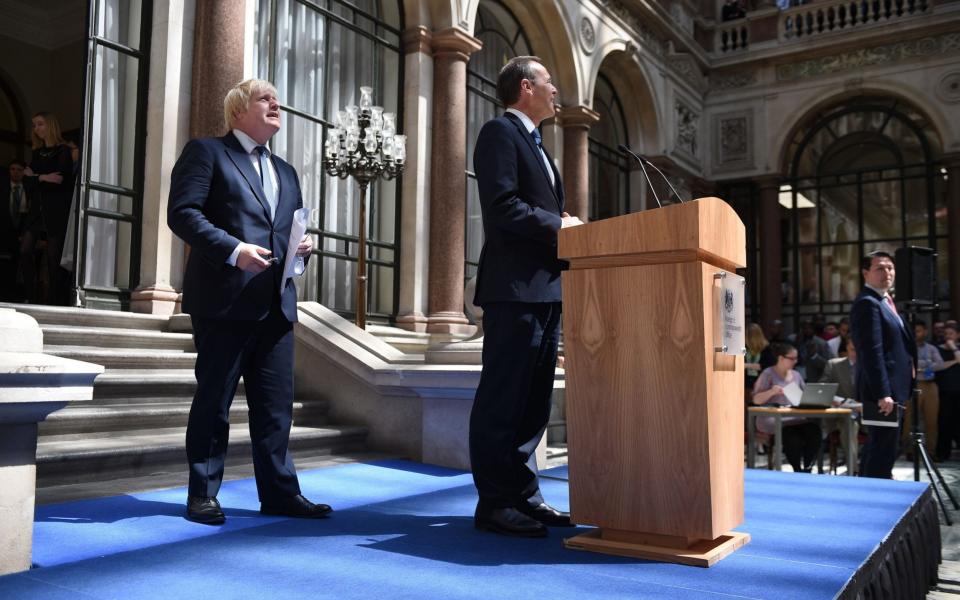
[754,173,782,191]
[402,26,432,55]
[431,27,482,61]
[941,153,960,169]
[557,105,600,130]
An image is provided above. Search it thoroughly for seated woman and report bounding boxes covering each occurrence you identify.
[752,342,822,473]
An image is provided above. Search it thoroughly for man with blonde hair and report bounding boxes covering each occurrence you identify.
[168,79,328,524]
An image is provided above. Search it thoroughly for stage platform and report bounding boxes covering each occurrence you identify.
[0,461,940,599]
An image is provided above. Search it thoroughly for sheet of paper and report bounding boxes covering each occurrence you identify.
[281,207,310,293]
[782,381,803,407]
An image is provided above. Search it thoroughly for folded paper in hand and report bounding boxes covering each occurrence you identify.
[281,207,310,293]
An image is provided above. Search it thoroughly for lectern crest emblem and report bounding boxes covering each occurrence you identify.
[724,289,734,314]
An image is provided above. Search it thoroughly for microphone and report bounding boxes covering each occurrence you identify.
[617,145,686,205]
[618,144,661,209]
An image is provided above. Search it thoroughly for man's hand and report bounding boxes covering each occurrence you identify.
[236,243,273,273]
[560,212,584,229]
[296,234,313,257]
[878,396,895,416]
[39,172,63,184]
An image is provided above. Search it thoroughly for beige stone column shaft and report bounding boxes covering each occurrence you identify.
[426,28,481,335]
[944,155,960,314]
[132,0,196,314]
[395,26,433,332]
[757,175,782,332]
[558,106,600,221]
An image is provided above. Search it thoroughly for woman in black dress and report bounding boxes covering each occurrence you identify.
[25,112,74,304]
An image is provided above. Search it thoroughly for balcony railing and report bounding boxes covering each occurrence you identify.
[716,20,750,53]
[781,0,930,40]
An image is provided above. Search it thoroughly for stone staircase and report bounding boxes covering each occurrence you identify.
[1,303,370,494]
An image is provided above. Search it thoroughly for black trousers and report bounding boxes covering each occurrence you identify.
[187,304,301,502]
[861,420,901,479]
[470,301,561,509]
[782,421,821,473]
[937,389,960,460]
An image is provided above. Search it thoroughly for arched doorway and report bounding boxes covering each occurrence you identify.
[588,72,630,221]
[780,96,946,329]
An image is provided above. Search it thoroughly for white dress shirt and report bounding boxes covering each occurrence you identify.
[226,128,280,266]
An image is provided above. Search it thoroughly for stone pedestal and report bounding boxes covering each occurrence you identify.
[558,105,600,221]
[426,28,481,335]
[0,309,102,575]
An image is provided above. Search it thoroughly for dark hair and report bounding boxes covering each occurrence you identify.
[915,318,927,328]
[946,323,959,334]
[497,56,544,106]
[770,342,796,359]
[861,250,894,272]
[8,159,25,168]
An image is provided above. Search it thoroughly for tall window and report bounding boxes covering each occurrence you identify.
[464,1,531,280]
[77,0,151,309]
[255,0,402,321]
[781,97,946,331]
[588,73,630,221]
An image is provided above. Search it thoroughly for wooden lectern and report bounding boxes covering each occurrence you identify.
[558,197,749,567]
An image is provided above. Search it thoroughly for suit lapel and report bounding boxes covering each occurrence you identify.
[223,133,273,223]
[505,113,562,211]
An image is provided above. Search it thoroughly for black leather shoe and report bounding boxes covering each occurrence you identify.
[474,506,548,537]
[517,502,574,527]
[186,496,225,525]
[260,494,332,518]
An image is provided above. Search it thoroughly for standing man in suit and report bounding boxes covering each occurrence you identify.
[851,250,917,479]
[470,56,583,537]
[1,160,36,302]
[168,79,330,524]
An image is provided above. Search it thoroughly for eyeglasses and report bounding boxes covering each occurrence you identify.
[784,355,799,361]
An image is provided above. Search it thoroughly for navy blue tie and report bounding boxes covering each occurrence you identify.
[256,146,277,220]
[531,128,543,148]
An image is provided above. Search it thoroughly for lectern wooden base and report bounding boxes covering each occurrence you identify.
[563,529,751,568]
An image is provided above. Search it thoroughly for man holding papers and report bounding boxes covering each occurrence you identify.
[851,251,917,479]
[752,343,822,473]
[168,79,328,524]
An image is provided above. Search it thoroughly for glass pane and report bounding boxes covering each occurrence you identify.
[782,248,794,305]
[904,176,928,237]
[936,168,948,235]
[370,263,393,315]
[938,237,950,302]
[88,189,133,215]
[83,216,131,288]
[862,180,902,240]
[821,244,859,302]
[799,246,819,304]
[465,175,483,270]
[273,0,326,117]
[819,185,857,243]
[272,112,323,226]
[369,177,397,246]
[320,254,355,312]
[795,188,817,244]
[297,233,319,302]
[95,0,142,50]
[88,46,139,190]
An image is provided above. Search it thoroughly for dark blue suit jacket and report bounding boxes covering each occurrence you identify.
[850,287,917,406]
[167,132,305,322]
[472,112,564,306]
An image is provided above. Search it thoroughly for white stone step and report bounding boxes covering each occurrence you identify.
[91,369,217,399]
[0,302,170,331]
[46,346,197,369]
[36,423,369,486]
[41,325,195,351]
[39,399,329,435]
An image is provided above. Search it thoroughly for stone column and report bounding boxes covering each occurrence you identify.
[557,105,600,221]
[132,0,196,314]
[189,0,245,139]
[425,28,481,335]
[395,26,433,332]
[756,175,782,332]
[944,155,960,314]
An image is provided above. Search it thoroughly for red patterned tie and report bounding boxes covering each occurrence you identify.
[884,295,898,316]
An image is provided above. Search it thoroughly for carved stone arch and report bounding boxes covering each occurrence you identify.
[462,0,581,107]
[589,43,663,154]
[775,84,949,175]
[403,0,461,30]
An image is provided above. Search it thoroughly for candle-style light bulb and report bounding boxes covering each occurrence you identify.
[359,87,373,113]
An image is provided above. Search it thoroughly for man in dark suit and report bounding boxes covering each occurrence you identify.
[470,56,584,537]
[1,160,35,302]
[850,250,917,479]
[168,79,330,524]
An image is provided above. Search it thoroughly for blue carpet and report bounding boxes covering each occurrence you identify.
[0,461,930,599]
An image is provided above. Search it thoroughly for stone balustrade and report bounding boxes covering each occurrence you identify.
[781,0,930,40]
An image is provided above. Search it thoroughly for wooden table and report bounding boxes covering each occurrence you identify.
[747,406,857,475]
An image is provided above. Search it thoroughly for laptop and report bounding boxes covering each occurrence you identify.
[797,383,839,408]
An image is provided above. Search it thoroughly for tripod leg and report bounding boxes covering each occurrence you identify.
[917,444,955,526]
[919,443,960,510]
